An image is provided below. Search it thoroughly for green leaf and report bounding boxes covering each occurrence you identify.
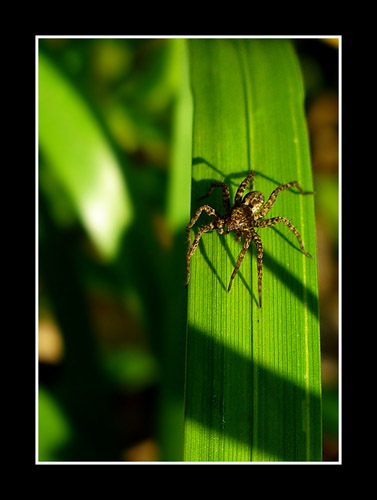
[184,39,321,462]
[166,39,193,231]
[39,52,133,260]
[38,387,72,461]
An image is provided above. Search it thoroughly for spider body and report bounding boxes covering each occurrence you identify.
[186,171,312,307]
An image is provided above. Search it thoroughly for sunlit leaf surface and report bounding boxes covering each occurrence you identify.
[184,39,321,462]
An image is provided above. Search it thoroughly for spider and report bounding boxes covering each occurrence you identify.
[185,171,312,307]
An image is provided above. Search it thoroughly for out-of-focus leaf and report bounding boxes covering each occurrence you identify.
[38,387,72,461]
[167,39,193,231]
[103,347,159,390]
[39,52,133,260]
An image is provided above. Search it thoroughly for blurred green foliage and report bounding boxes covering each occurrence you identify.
[296,39,339,460]
[39,52,133,259]
[38,38,190,461]
[38,387,73,461]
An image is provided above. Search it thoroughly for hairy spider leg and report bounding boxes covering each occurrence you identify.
[234,171,256,204]
[200,182,231,212]
[227,232,251,292]
[186,204,220,247]
[227,230,264,307]
[257,180,313,218]
[256,217,312,258]
[251,231,264,308]
[185,221,216,287]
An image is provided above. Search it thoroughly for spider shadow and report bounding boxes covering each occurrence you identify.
[263,250,318,318]
[198,231,318,316]
[217,233,254,299]
[197,236,227,292]
[192,156,311,197]
[270,226,304,254]
[197,231,254,298]
[192,157,250,201]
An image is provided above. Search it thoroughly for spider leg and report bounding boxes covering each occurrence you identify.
[200,182,231,212]
[256,217,312,258]
[228,230,263,307]
[251,231,264,308]
[186,221,216,287]
[235,171,256,204]
[227,232,251,292]
[186,204,221,247]
[257,180,313,218]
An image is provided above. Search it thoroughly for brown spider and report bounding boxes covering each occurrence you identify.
[185,171,312,307]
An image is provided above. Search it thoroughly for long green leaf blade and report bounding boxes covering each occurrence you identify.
[184,39,321,462]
